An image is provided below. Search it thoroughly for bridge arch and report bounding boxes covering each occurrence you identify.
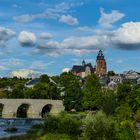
[0,103,4,118]
[41,104,52,118]
[16,103,32,118]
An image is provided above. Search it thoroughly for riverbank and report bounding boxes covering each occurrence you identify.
[1,111,139,140]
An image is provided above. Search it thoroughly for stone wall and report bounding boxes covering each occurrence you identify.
[0,99,64,118]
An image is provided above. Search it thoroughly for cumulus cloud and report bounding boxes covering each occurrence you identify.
[0,27,16,47]
[59,15,79,25]
[10,69,42,78]
[18,31,37,47]
[111,22,140,49]
[34,35,107,56]
[98,8,125,28]
[33,22,140,56]
[38,32,53,40]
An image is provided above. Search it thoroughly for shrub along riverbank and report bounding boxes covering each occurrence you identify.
[0,111,139,140]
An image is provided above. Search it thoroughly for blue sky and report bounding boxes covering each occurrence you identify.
[0,0,140,77]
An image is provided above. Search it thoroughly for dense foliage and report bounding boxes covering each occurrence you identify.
[0,72,140,139]
[0,75,60,99]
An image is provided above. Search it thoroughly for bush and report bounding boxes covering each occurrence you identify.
[44,114,60,133]
[58,113,82,136]
[82,111,118,140]
[118,120,137,140]
[44,113,82,137]
[102,90,118,116]
[114,103,137,140]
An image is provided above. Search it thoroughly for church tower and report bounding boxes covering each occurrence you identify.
[96,50,107,76]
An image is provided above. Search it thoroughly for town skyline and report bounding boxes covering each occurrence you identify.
[0,0,140,77]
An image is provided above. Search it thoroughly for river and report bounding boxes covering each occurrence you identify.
[0,119,42,138]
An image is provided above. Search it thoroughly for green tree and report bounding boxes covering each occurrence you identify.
[102,90,118,116]
[63,82,83,111]
[31,83,50,99]
[83,74,102,110]
[60,72,83,111]
[108,71,116,76]
[24,88,34,98]
[117,81,131,104]
[59,72,79,88]
[40,74,50,83]
[48,83,60,99]
[9,83,25,98]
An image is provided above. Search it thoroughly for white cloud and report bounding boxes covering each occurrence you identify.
[62,68,71,73]
[35,35,107,56]
[5,58,24,66]
[38,32,53,40]
[111,22,140,48]
[18,31,37,47]
[77,26,95,32]
[10,69,42,78]
[34,22,140,56]
[31,61,47,70]
[13,2,73,23]
[98,8,125,28]
[59,15,79,25]
[0,58,25,73]
[13,14,34,23]
[0,27,16,47]
[13,2,83,25]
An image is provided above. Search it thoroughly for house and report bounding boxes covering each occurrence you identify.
[25,79,40,88]
[123,70,140,85]
[124,70,140,79]
[109,74,124,85]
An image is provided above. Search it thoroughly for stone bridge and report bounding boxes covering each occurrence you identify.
[0,99,64,118]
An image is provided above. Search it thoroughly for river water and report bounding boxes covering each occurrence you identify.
[0,119,42,138]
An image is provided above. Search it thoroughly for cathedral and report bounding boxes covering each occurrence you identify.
[71,50,107,78]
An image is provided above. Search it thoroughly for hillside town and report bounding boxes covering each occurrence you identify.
[1,50,140,93]
[71,50,140,88]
